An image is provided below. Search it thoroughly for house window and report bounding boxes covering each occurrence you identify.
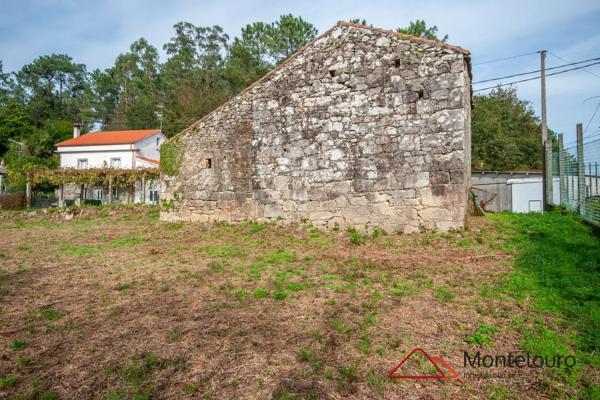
[156,138,160,147]
[112,188,120,201]
[202,158,212,169]
[110,158,121,168]
[149,190,159,203]
[93,188,103,200]
[77,159,88,169]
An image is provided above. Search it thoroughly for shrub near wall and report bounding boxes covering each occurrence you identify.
[0,192,26,209]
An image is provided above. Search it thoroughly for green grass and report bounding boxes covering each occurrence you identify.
[16,357,32,367]
[466,323,498,347]
[346,228,365,245]
[111,236,144,247]
[0,374,17,387]
[435,286,455,302]
[366,370,386,391]
[329,315,352,334]
[59,243,101,257]
[389,282,421,298]
[261,249,295,263]
[10,339,27,351]
[252,288,270,298]
[200,244,246,258]
[103,353,167,400]
[38,308,62,321]
[491,212,600,394]
[336,365,359,391]
[295,348,324,370]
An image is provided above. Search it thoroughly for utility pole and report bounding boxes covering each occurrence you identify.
[540,50,548,143]
[540,49,551,209]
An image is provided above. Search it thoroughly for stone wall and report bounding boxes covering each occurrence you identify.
[161,23,471,233]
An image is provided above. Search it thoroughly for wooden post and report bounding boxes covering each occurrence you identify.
[25,175,32,210]
[141,175,146,204]
[107,175,112,205]
[544,139,553,207]
[576,123,585,213]
[558,134,566,206]
[58,184,64,208]
[78,184,85,206]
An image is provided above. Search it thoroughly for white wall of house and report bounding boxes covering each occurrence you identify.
[58,146,136,169]
[134,133,164,162]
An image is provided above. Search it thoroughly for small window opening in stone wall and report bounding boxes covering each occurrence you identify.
[329,70,336,77]
[417,89,424,99]
[201,158,212,169]
[394,59,401,68]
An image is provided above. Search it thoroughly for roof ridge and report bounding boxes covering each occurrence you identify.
[336,21,470,56]
[169,22,470,142]
[56,129,160,147]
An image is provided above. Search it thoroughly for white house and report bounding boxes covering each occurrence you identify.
[55,124,166,204]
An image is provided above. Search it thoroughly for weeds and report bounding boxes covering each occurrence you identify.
[466,323,498,347]
[253,288,270,298]
[435,286,455,302]
[200,244,246,258]
[10,339,27,351]
[346,228,365,245]
[390,282,421,298]
[337,365,359,391]
[366,370,386,390]
[0,374,17,387]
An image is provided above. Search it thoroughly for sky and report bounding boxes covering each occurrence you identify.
[1,0,600,143]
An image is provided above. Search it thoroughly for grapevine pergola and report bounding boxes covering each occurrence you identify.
[25,166,160,208]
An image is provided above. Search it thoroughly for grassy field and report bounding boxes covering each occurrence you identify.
[0,207,597,399]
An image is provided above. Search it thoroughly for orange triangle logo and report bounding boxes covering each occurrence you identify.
[388,348,459,380]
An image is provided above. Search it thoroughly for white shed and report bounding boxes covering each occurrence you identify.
[506,177,560,213]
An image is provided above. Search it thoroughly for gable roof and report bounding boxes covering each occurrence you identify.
[171,22,471,141]
[56,129,160,147]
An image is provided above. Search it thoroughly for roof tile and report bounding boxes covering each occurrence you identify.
[56,130,160,147]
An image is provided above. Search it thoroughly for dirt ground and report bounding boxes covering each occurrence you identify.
[0,207,558,399]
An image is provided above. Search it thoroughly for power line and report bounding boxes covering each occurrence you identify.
[584,129,600,141]
[548,51,600,80]
[472,51,538,66]
[583,101,600,133]
[473,56,600,84]
[473,60,600,92]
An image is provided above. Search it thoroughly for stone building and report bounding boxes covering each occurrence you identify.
[160,22,472,233]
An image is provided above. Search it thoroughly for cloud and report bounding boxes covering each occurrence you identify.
[1,0,599,140]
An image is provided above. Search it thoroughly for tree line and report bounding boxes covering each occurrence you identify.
[0,15,554,190]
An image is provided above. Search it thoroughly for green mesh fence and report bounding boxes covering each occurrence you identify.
[552,138,600,226]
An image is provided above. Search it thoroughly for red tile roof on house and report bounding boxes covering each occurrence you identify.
[136,156,160,165]
[56,129,160,147]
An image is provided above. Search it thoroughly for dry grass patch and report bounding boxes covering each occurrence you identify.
[0,207,587,399]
